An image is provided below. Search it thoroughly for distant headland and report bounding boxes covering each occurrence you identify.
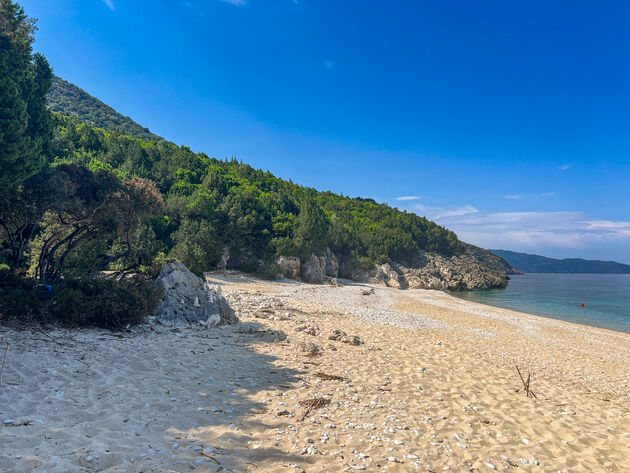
[491,249,630,274]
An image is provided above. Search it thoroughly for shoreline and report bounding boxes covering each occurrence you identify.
[452,272,630,335]
[1,273,629,472]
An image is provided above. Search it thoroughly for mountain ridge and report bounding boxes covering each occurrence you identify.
[491,249,630,274]
[47,75,162,142]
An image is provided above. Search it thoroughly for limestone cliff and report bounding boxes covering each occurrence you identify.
[277,244,516,291]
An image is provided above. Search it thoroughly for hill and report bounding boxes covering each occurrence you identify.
[42,77,515,290]
[47,76,161,142]
[491,249,630,274]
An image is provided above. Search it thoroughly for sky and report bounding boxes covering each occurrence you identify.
[21,0,630,263]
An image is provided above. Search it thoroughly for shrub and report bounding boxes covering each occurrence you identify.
[0,272,48,325]
[50,276,162,329]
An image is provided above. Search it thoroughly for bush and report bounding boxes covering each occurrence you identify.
[0,272,48,325]
[50,276,162,329]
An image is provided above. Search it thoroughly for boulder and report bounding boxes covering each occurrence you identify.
[277,256,301,280]
[217,247,230,270]
[373,263,407,289]
[154,262,238,327]
[300,254,327,284]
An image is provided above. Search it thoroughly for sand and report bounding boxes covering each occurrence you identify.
[1,272,629,472]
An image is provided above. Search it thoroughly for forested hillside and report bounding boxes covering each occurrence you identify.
[47,76,161,142]
[49,114,464,276]
[491,250,630,274]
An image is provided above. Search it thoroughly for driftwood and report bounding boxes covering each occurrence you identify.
[516,365,537,398]
[0,340,9,388]
[360,288,375,296]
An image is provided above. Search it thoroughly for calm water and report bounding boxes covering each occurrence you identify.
[454,273,630,334]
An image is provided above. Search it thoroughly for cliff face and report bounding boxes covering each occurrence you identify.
[277,245,514,291]
[347,248,510,291]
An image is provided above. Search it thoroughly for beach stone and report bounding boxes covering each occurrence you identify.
[234,322,287,342]
[328,329,347,341]
[294,341,322,354]
[341,335,363,346]
[154,262,238,327]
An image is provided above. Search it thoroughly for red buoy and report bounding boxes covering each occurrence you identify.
[581,303,584,307]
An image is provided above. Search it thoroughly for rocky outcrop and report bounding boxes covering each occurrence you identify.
[301,249,339,284]
[277,245,509,291]
[217,247,230,270]
[371,262,407,289]
[351,248,509,291]
[277,249,339,284]
[155,262,238,327]
[277,256,301,280]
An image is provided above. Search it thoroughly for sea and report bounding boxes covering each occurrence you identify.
[454,273,630,334]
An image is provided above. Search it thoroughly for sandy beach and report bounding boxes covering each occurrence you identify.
[1,272,629,473]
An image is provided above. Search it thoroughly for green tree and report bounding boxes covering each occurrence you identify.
[293,195,330,260]
[0,0,53,192]
[169,218,221,277]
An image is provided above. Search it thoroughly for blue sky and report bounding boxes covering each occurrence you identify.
[22,0,630,262]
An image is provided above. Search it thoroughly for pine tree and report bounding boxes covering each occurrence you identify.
[0,0,53,193]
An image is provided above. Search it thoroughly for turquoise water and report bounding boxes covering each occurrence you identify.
[454,273,630,334]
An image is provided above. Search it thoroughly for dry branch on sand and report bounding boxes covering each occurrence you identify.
[315,372,347,382]
[516,365,537,398]
[298,397,331,421]
[0,339,10,388]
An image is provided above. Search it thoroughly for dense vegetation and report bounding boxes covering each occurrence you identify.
[47,75,161,141]
[0,1,160,328]
[47,114,464,276]
[491,250,630,274]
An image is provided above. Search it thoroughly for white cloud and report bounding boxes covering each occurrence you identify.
[438,205,479,218]
[221,0,247,5]
[395,195,421,201]
[408,204,630,254]
[103,0,115,10]
[503,192,554,200]
[559,164,572,170]
[583,220,630,231]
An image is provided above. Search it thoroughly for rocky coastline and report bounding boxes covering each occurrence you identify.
[276,245,518,291]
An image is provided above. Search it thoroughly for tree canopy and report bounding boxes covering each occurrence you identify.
[0,0,53,193]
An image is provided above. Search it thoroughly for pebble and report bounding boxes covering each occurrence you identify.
[388,456,402,463]
[86,456,94,462]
